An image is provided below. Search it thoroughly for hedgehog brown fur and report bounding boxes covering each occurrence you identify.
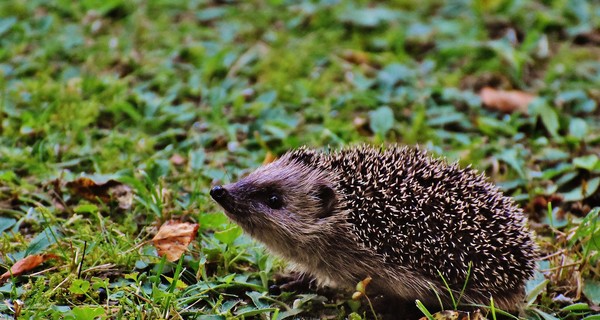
[210,145,537,313]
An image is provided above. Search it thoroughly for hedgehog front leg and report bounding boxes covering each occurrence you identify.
[272,271,318,292]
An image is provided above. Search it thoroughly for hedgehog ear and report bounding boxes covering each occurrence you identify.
[316,185,336,218]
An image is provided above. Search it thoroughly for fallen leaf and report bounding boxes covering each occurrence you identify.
[0,254,60,282]
[152,220,199,261]
[480,86,536,114]
[340,49,370,65]
[528,194,563,213]
[66,178,133,210]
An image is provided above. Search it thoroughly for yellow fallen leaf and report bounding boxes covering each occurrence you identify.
[152,220,199,262]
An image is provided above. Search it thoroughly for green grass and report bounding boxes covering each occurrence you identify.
[1,0,600,319]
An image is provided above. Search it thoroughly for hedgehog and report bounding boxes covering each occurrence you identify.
[210,145,537,312]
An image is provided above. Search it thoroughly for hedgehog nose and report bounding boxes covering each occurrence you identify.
[210,185,227,201]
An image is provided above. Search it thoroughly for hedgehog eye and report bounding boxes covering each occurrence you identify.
[266,194,283,209]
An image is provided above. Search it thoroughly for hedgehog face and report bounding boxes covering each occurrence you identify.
[210,157,339,244]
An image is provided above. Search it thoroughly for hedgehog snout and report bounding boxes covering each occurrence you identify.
[211,185,252,220]
[210,185,227,199]
[210,185,232,208]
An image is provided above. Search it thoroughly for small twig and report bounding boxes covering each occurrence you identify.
[538,249,567,260]
[82,263,117,274]
[29,265,61,277]
[543,261,583,272]
[120,239,150,255]
[47,274,72,296]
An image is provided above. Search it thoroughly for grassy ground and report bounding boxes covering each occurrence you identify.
[1,0,600,319]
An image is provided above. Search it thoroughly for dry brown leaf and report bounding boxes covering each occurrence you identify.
[66,177,133,210]
[340,49,370,65]
[0,254,60,282]
[152,220,199,262]
[480,86,536,114]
